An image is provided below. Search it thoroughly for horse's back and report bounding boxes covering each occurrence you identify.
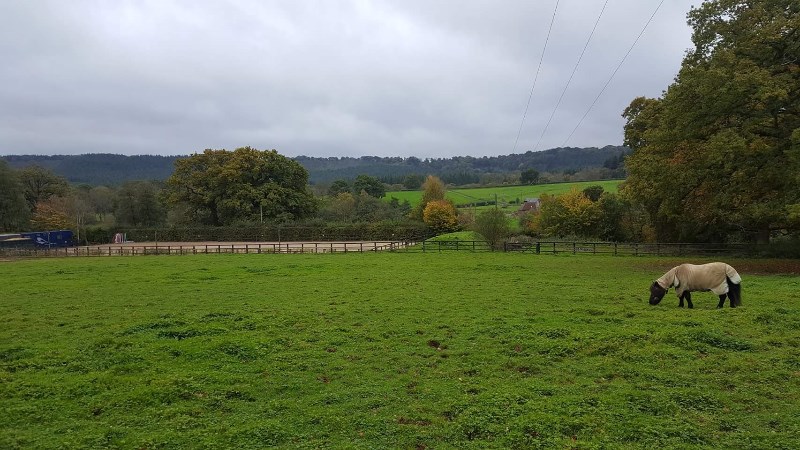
[676,262,734,294]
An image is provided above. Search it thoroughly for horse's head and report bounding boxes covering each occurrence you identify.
[649,281,667,305]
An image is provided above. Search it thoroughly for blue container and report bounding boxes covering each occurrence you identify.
[20,230,74,248]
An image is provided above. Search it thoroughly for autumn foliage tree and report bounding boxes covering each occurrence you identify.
[422,200,458,234]
[535,189,601,238]
[412,175,446,220]
[30,197,72,231]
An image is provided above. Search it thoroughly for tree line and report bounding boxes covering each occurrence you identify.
[5,147,624,245]
[1,145,628,187]
[0,148,415,240]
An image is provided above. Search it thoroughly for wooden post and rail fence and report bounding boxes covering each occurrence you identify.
[0,239,767,258]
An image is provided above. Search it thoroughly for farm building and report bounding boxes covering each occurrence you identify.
[516,198,540,216]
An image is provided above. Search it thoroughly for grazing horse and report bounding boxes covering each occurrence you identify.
[649,262,742,308]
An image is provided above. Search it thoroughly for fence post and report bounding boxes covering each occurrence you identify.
[573,242,576,255]
[536,242,540,254]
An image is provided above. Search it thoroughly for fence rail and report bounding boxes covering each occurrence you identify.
[0,239,769,258]
[503,241,762,256]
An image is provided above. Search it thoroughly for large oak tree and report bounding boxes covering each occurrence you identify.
[166,147,316,226]
[623,0,800,242]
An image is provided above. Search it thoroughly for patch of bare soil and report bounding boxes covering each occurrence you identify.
[728,260,800,276]
[640,259,800,276]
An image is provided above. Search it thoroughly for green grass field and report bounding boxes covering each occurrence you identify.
[2,253,799,448]
[386,180,622,207]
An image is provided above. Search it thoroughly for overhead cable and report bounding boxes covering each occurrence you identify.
[534,0,609,151]
[562,0,666,147]
[512,0,560,154]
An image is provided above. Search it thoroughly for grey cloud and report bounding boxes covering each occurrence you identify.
[0,0,697,157]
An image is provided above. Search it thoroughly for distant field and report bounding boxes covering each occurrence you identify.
[2,253,799,448]
[386,179,622,207]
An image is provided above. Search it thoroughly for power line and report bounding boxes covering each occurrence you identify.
[562,0,666,147]
[512,0,560,154]
[534,0,609,151]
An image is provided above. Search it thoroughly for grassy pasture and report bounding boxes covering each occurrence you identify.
[1,253,799,449]
[386,180,622,208]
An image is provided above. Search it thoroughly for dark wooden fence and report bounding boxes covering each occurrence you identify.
[409,240,764,256]
[503,241,762,257]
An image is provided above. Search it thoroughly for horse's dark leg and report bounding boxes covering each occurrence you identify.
[684,291,693,309]
[727,278,741,307]
[717,294,727,309]
[678,293,684,308]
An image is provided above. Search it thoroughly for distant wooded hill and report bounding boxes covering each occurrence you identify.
[1,145,628,186]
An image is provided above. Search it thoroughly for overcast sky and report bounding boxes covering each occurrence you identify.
[0,0,698,158]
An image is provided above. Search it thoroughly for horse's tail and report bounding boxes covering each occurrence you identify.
[727,275,742,307]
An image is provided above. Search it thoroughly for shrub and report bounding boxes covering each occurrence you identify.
[423,201,459,234]
[472,209,510,250]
